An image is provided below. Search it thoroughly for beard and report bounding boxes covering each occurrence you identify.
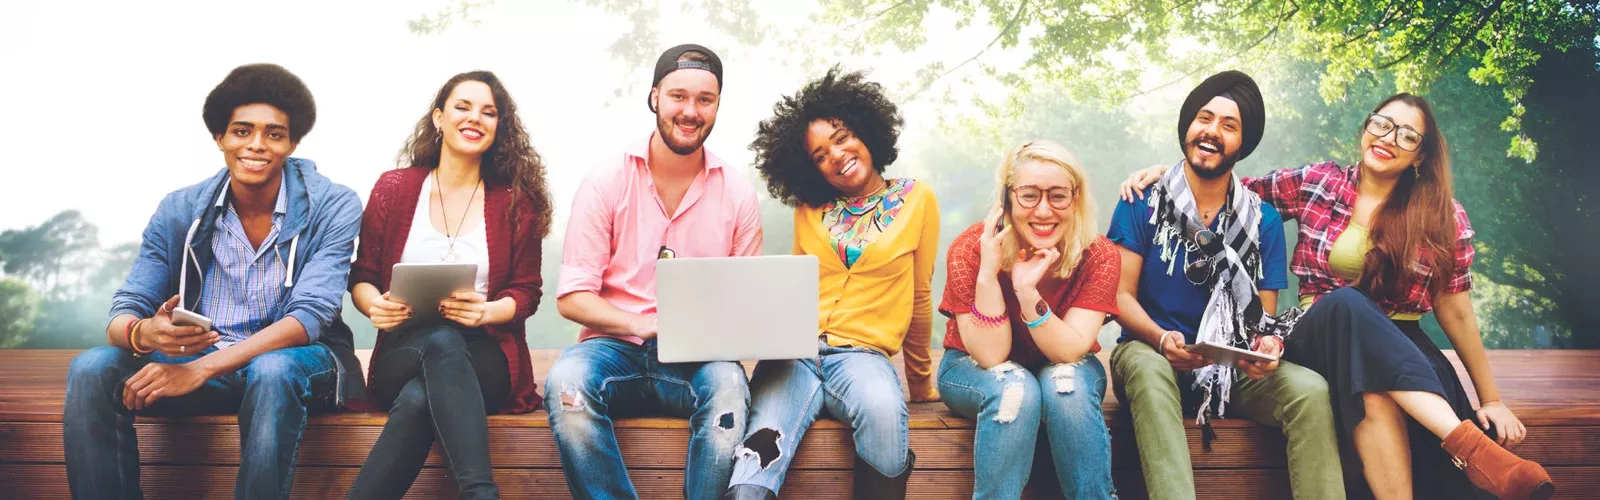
[1185,134,1240,180]
[656,112,714,156]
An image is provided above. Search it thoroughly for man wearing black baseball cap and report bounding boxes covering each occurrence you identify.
[1105,70,1345,499]
[646,43,724,154]
[548,43,763,500]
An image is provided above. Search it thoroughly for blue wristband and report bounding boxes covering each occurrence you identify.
[1024,304,1052,329]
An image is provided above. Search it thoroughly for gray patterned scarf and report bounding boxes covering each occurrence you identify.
[1147,162,1266,425]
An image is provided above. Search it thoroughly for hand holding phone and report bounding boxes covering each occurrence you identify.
[140,295,219,357]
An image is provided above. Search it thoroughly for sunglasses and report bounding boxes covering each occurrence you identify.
[1184,229,1226,286]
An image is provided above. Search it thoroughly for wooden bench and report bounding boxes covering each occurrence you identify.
[2,349,1597,499]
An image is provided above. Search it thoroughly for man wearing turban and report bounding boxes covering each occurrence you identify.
[1105,70,1346,499]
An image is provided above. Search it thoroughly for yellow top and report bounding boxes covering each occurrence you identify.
[794,181,938,398]
[1299,223,1423,321]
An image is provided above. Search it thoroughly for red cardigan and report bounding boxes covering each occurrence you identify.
[350,166,543,414]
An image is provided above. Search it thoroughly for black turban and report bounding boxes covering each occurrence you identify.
[1178,70,1264,161]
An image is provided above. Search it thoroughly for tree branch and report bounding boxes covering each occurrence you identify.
[841,0,914,33]
[1473,257,1560,301]
[1375,0,1497,71]
[1332,0,1402,50]
[907,0,1029,98]
[1125,5,1299,100]
[1086,0,1195,24]
[1440,0,1507,64]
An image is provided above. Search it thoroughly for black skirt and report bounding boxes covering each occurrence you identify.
[1283,287,1491,500]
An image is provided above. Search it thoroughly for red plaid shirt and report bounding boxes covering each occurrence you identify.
[1242,162,1474,316]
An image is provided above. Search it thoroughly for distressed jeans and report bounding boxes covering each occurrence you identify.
[1110,339,1345,500]
[63,344,338,500]
[727,340,911,493]
[544,337,749,500]
[939,349,1115,499]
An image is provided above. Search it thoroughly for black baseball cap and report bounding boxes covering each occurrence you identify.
[648,43,723,112]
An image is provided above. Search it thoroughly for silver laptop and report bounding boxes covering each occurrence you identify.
[655,255,820,363]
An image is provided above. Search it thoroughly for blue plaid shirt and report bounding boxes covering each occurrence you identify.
[199,180,289,347]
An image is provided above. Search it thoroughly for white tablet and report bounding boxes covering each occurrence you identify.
[1186,341,1279,365]
[389,263,478,328]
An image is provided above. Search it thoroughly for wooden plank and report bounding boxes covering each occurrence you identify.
[7,420,1596,473]
[8,349,1599,425]
[5,463,1598,499]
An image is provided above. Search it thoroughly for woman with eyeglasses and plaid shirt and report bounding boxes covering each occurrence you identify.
[1121,93,1554,500]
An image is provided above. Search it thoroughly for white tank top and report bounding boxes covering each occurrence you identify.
[398,174,490,293]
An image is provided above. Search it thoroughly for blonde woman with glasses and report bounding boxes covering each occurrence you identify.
[936,140,1121,498]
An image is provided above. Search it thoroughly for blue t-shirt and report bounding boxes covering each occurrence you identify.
[1108,185,1288,343]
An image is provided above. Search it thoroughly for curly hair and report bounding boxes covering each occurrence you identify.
[751,66,903,208]
[202,63,316,142]
[397,71,554,240]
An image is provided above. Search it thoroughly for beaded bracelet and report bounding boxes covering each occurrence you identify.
[969,304,1009,327]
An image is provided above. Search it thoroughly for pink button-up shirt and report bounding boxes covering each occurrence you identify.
[557,133,765,344]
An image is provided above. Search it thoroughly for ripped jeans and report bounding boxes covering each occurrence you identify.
[727,340,910,493]
[938,349,1115,499]
[544,337,750,500]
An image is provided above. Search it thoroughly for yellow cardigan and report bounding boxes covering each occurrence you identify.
[793,180,938,398]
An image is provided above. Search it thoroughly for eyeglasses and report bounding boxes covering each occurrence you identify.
[1010,186,1076,210]
[1184,229,1226,286]
[1364,114,1425,152]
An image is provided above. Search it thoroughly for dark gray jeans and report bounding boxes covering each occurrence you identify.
[347,323,509,500]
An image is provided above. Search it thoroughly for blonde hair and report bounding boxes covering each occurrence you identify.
[996,140,1099,279]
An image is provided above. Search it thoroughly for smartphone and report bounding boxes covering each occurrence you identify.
[171,306,214,332]
[996,185,1011,233]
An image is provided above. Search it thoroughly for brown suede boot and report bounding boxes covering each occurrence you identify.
[1440,420,1555,500]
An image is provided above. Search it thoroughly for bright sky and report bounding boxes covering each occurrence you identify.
[0,0,1012,245]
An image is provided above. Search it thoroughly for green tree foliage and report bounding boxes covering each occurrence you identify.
[0,210,100,297]
[806,0,1598,162]
[402,0,1598,348]
[0,211,118,348]
[1444,22,1600,347]
[0,279,39,349]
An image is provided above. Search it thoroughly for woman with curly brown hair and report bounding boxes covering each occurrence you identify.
[723,67,938,500]
[346,70,553,500]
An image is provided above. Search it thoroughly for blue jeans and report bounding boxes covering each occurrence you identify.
[63,344,338,500]
[544,338,749,500]
[727,340,911,493]
[938,349,1115,499]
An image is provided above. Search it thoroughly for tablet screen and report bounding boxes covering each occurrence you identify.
[389,263,477,328]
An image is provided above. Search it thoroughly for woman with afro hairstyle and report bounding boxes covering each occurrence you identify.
[723,67,939,500]
[346,71,553,499]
